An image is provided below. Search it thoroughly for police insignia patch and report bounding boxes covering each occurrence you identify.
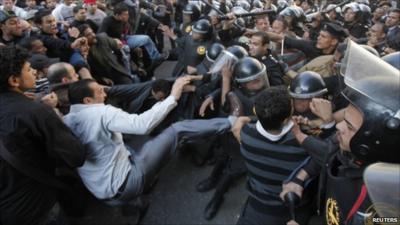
[326,198,340,225]
[185,25,192,33]
[197,46,206,55]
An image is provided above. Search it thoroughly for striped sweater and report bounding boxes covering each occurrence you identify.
[240,121,309,212]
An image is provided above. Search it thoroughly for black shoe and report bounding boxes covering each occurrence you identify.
[204,196,223,220]
[196,177,218,192]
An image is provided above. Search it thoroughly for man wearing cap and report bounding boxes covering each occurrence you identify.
[0,10,24,46]
[266,22,347,62]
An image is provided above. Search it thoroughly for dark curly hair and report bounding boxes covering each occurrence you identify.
[0,46,30,92]
[254,86,292,131]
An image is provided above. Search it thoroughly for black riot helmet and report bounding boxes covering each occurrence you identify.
[234,0,251,11]
[192,19,213,39]
[382,52,400,70]
[183,3,201,21]
[340,41,400,164]
[209,45,248,74]
[225,45,248,60]
[206,43,225,62]
[196,43,225,74]
[252,0,264,9]
[288,71,328,99]
[233,56,270,96]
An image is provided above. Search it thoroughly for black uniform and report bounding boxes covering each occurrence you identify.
[258,50,285,86]
[298,135,374,225]
[171,35,213,77]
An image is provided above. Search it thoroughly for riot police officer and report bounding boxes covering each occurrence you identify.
[288,71,337,139]
[180,3,201,37]
[164,19,215,78]
[280,41,400,225]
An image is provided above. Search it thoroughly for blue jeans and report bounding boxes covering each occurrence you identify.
[126,34,161,60]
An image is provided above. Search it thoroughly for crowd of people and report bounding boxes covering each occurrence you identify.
[0,0,399,224]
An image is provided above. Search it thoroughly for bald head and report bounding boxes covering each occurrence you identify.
[47,63,79,84]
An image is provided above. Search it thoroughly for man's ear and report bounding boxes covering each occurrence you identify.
[331,39,339,47]
[83,96,92,104]
[7,75,20,88]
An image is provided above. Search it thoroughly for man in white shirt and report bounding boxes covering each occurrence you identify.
[63,77,233,205]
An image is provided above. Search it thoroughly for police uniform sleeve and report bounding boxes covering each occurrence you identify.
[284,36,319,59]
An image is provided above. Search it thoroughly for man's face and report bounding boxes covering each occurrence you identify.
[2,0,14,10]
[84,27,97,45]
[344,8,357,22]
[46,0,57,9]
[86,3,97,14]
[272,20,285,34]
[1,17,23,37]
[151,90,167,101]
[301,1,310,11]
[15,62,36,92]
[385,12,400,28]
[64,0,73,5]
[336,104,363,151]
[255,17,270,32]
[368,23,386,41]
[26,0,36,8]
[316,30,337,50]
[192,31,202,40]
[31,39,47,54]
[87,82,107,104]
[75,9,87,21]
[39,14,58,35]
[65,64,79,83]
[373,8,384,20]
[249,36,267,57]
[243,76,266,92]
[116,11,129,23]
[327,10,337,20]
[293,98,311,113]
[183,13,192,24]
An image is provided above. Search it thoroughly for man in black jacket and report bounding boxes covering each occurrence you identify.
[248,31,285,86]
[0,46,86,225]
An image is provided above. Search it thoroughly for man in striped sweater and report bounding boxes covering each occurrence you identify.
[233,86,313,225]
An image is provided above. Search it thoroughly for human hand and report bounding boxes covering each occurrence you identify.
[309,98,333,123]
[231,116,251,143]
[280,181,304,201]
[71,37,87,49]
[41,92,58,108]
[170,76,193,101]
[199,96,214,117]
[68,27,80,38]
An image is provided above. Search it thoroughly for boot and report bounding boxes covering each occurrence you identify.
[203,172,233,220]
[204,195,224,220]
[196,155,229,192]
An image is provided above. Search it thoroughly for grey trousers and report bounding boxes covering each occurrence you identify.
[110,118,232,205]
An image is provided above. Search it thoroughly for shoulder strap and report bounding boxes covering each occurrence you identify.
[0,140,70,191]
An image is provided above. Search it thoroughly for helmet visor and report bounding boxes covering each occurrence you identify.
[340,40,400,112]
[209,50,239,74]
